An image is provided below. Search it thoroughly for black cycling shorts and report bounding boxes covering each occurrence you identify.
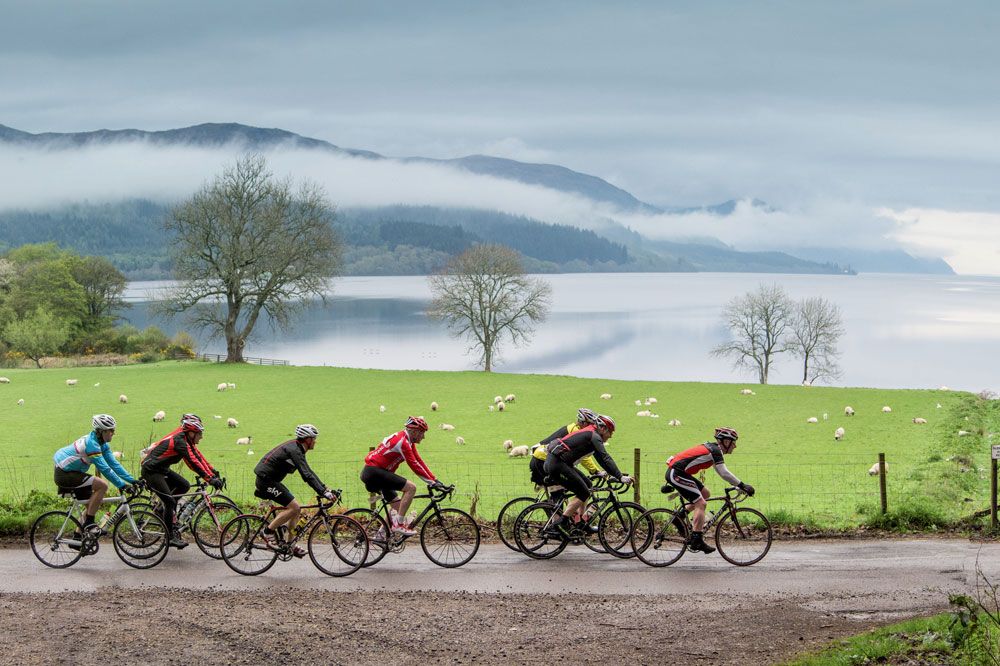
[254,476,295,507]
[360,465,407,502]
[666,467,704,504]
[528,456,547,486]
[54,468,95,499]
[543,456,592,501]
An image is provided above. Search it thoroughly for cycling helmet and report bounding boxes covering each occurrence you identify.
[295,424,319,440]
[714,426,739,442]
[181,415,205,433]
[92,414,117,431]
[405,416,429,432]
[597,414,616,434]
[577,408,600,426]
[180,412,202,425]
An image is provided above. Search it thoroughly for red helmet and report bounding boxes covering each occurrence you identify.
[181,415,205,433]
[597,414,616,434]
[714,426,739,442]
[405,416,429,432]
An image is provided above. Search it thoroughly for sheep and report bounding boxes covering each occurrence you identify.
[153,410,166,422]
[112,451,123,459]
[213,415,222,419]
[494,395,503,404]
[868,462,887,476]
[844,406,855,416]
[236,436,252,446]
[118,394,128,404]
[882,406,892,413]
[0,377,9,384]
[217,382,228,391]
[93,383,100,387]
[834,427,845,441]
[497,401,506,412]
[455,436,466,445]
[227,382,236,390]
[958,430,971,437]
[488,405,495,412]
[807,417,818,424]
[912,417,927,425]
[508,445,530,458]
[647,397,658,404]
[440,423,455,431]
[227,417,239,428]
[503,439,514,451]
[636,410,652,417]
[740,389,755,395]
[939,385,951,391]
[650,414,660,419]
[505,393,516,403]
[668,419,681,426]
[634,399,642,406]
[379,405,386,413]
[246,449,254,456]
[936,403,942,409]
[431,401,439,411]
[66,379,78,386]
[600,393,612,400]
[17,398,24,406]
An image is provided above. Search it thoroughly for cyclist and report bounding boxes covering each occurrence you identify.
[529,407,605,488]
[141,413,224,548]
[361,416,446,536]
[253,424,338,557]
[542,414,632,536]
[53,414,139,536]
[664,426,755,554]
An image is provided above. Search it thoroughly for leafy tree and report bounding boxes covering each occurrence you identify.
[5,260,87,328]
[789,296,844,385]
[5,308,71,367]
[159,154,341,362]
[68,255,129,328]
[428,244,551,372]
[712,283,794,384]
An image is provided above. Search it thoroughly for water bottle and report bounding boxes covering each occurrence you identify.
[295,510,311,534]
[176,498,194,524]
[97,511,112,530]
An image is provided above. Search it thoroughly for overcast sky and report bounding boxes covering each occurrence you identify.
[1,1,999,272]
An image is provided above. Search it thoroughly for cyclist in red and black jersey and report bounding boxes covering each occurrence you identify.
[664,426,755,554]
[361,416,445,536]
[141,414,223,548]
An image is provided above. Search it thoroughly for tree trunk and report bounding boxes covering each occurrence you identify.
[802,353,811,384]
[483,346,492,372]
[226,335,245,363]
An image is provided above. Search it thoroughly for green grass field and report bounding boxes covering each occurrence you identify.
[0,361,992,528]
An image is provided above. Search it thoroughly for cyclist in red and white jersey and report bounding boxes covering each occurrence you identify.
[361,416,446,536]
[664,427,755,554]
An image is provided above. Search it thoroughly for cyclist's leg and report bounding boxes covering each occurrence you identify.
[143,472,177,528]
[54,469,97,528]
[668,469,712,552]
[361,466,409,523]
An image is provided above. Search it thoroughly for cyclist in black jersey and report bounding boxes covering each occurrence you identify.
[253,424,337,557]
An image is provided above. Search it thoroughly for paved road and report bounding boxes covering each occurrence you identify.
[9,538,1000,605]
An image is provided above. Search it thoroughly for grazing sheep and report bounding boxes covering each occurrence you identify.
[740,389,755,395]
[497,401,506,412]
[227,417,239,428]
[668,419,682,426]
[650,414,660,419]
[634,399,642,406]
[503,439,514,451]
[213,415,222,419]
[66,379,78,386]
[153,410,166,422]
[844,406,855,416]
[912,417,927,425]
[17,398,24,406]
[958,430,971,436]
[0,377,9,384]
[647,397,658,404]
[936,403,942,409]
[236,436,252,446]
[600,393,612,400]
[379,405,386,413]
[882,406,892,413]
[508,445,530,458]
[488,405,495,412]
[431,401,439,411]
[868,462,887,476]
[112,451,123,459]
[636,410,652,417]
[494,396,503,404]
[807,417,819,424]
[93,383,100,387]
[455,436,466,445]
[217,382,228,391]
[118,394,128,404]
[834,427,845,441]
[440,423,455,431]
[246,449,254,456]
[227,382,236,390]
[505,393,516,403]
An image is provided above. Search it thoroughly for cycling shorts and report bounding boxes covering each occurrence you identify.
[54,468,95,499]
[666,467,704,503]
[543,457,592,500]
[528,456,547,486]
[360,465,407,502]
[254,475,295,507]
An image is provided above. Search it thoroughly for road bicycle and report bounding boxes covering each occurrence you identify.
[629,486,772,567]
[344,484,480,569]
[496,486,564,552]
[512,477,644,560]
[219,492,369,577]
[133,477,240,558]
[30,483,169,569]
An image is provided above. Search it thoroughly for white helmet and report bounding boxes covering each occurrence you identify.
[577,408,600,426]
[295,424,319,440]
[92,414,117,431]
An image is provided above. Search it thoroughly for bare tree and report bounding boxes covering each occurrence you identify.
[159,155,341,362]
[428,244,551,372]
[789,296,844,385]
[712,283,794,384]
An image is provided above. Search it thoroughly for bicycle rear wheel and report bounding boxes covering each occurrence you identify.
[496,496,535,552]
[113,510,169,569]
[715,507,772,566]
[343,508,391,567]
[598,501,645,558]
[30,511,83,569]
[220,514,278,575]
[630,508,688,567]
[420,508,480,568]
[512,502,567,560]
[308,514,369,577]
[192,498,241,559]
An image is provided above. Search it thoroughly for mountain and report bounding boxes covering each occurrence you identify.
[782,247,954,275]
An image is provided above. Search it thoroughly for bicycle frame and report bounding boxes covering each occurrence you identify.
[53,493,138,547]
[371,486,452,535]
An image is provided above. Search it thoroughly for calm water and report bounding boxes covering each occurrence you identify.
[125,273,1000,392]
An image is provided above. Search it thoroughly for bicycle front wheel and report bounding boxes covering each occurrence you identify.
[420,508,480,568]
[308,515,369,577]
[512,502,567,560]
[496,497,536,552]
[598,501,646,558]
[630,508,688,567]
[30,511,83,569]
[192,498,241,559]
[113,510,169,569]
[343,508,391,567]
[715,507,772,566]
[220,514,278,576]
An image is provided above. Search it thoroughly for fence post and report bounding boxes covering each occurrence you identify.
[991,457,997,530]
[633,447,641,504]
[878,452,887,514]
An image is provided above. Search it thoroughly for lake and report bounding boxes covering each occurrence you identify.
[124,273,1000,392]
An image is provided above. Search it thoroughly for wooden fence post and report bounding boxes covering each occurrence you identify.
[878,452,887,514]
[991,457,997,530]
[633,447,641,504]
